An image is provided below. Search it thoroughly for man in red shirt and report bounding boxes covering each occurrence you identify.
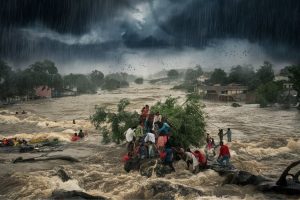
[218,141,230,166]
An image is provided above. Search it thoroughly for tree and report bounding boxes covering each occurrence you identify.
[0,60,17,100]
[63,74,96,93]
[151,96,206,148]
[209,68,227,85]
[101,78,121,90]
[195,65,203,76]
[256,61,275,85]
[287,65,300,109]
[90,70,104,87]
[228,65,255,84]
[90,99,139,144]
[134,78,144,84]
[256,81,280,107]
[167,69,179,79]
[184,66,203,83]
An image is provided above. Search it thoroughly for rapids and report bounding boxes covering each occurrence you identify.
[0,83,299,199]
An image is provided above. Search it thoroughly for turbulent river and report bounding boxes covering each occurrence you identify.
[0,83,299,200]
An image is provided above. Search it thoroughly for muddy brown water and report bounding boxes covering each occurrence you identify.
[0,83,299,199]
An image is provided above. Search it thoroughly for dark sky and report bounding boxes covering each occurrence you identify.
[0,0,299,75]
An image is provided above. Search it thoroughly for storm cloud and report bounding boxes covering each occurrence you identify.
[0,0,299,74]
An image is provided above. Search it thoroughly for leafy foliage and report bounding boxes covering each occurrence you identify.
[256,81,280,107]
[256,61,275,85]
[167,69,179,79]
[90,70,104,87]
[209,68,227,85]
[63,73,96,93]
[134,78,144,84]
[151,96,206,148]
[90,98,139,144]
[288,65,300,96]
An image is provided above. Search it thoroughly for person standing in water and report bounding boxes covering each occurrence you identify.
[78,130,84,138]
[218,141,231,166]
[164,142,175,172]
[225,128,232,142]
[218,129,224,143]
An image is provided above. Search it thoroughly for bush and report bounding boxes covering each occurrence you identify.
[134,78,144,84]
[90,95,206,147]
[102,128,111,144]
[256,81,280,107]
[151,96,206,148]
[90,98,139,144]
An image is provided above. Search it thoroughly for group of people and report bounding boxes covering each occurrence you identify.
[123,105,176,171]
[15,110,27,115]
[123,104,233,173]
[217,128,232,143]
[71,129,87,141]
[1,137,28,147]
[206,128,232,167]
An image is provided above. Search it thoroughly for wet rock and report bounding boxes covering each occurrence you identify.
[139,159,156,177]
[51,190,107,200]
[13,155,79,163]
[223,170,271,186]
[143,181,203,199]
[124,157,142,172]
[19,145,34,153]
[125,158,174,177]
[231,102,241,107]
[57,169,71,182]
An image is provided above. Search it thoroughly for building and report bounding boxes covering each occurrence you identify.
[201,84,248,101]
[34,86,52,98]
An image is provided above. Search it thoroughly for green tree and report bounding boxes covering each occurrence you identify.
[184,66,203,83]
[101,78,121,90]
[134,78,144,84]
[228,65,255,84]
[167,69,179,79]
[90,70,104,87]
[256,81,280,107]
[0,60,17,100]
[256,61,275,85]
[209,68,227,85]
[63,73,96,93]
[151,96,206,148]
[287,65,300,109]
[90,99,139,144]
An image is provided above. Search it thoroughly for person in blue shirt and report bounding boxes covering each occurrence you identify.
[158,121,171,135]
[164,142,175,172]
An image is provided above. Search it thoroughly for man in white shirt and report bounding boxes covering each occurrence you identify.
[144,130,156,158]
[144,131,156,143]
[185,149,199,173]
[125,126,136,142]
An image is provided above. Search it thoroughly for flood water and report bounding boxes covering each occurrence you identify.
[0,83,299,200]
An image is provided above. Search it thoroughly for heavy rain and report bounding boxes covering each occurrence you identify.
[0,0,300,199]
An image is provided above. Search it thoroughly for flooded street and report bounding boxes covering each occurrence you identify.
[0,83,299,200]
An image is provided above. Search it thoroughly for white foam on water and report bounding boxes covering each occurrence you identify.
[0,114,21,124]
[12,132,72,142]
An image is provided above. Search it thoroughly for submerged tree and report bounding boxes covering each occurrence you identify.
[151,95,206,148]
[167,69,179,79]
[90,95,206,147]
[90,98,139,144]
[134,78,144,84]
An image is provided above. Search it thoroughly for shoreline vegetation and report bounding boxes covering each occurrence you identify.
[1,59,299,109]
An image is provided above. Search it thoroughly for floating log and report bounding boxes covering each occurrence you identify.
[12,155,79,163]
[51,190,107,200]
